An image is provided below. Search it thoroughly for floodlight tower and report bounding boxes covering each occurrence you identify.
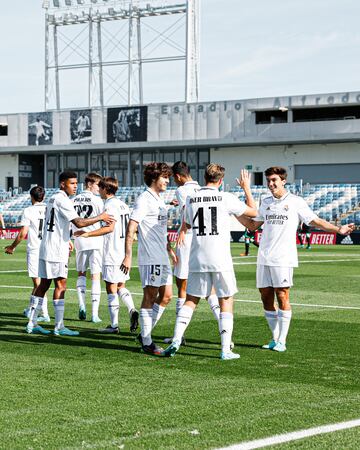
[42,0,200,110]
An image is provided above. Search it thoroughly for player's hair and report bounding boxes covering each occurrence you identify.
[265,166,287,180]
[143,162,172,187]
[98,176,118,195]
[204,163,225,183]
[84,172,102,186]
[30,185,45,202]
[172,161,190,177]
[59,171,77,183]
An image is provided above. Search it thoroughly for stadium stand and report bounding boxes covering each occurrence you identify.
[1,184,360,228]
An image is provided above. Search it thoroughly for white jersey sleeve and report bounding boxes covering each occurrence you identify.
[130,194,150,224]
[297,197,317,225]
[223,192,247,216]
[20,208,31,227]
[59,194,78,223]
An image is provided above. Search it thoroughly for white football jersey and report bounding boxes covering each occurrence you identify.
[39,190,78,263]
[130,188,170,265]
[103,196,130,266]
[255,191,317,267]
[185,187,247,272]
[72,190,104,252]
[176,180,200,233]
[20,203,46,252]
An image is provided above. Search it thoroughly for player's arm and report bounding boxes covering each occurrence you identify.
[120,219,138,275]
[236,168,257,210]
[71,211,114,229]
[236,215,263,232]
[309,217,355,235]
[5,226,28,254]
[167,235,178,265]
[74,221,115,238]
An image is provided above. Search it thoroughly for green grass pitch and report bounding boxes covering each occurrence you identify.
[0,241,360,449]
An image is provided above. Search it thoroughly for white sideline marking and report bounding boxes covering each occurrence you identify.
[233,258,360,266]
[216,418,360,449]
[1,284,360,311]
[1,258,359,273]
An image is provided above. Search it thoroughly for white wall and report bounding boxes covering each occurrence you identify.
[0,154,18,190]
[211,142,360,187]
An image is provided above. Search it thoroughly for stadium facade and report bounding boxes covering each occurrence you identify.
[1,89,360,191]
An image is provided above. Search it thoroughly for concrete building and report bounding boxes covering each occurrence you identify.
[1,89,360,190]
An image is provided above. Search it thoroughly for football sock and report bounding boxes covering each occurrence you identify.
[28,295,41,327]
[173,305,193,344]
[76,276,86,310]
[91,279,101,318]
[264,309,279,341]
[118,287,135,315]
[107,294,119,328]
[219,312,234,354]
[53,299,65,330]
[140,308,153,346]
[176,298,186,315]
[41,294,49,317]
[152,303,165,329]
[278,309,292,344]
[207,294,220,322]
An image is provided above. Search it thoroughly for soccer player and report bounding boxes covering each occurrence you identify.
[163,164,257,360]
[297,221,312,249]
[72,173,104,323]
[238,166,355,352]
[5,186,49,321]
[26,171,114,336]
[74,176,139,334]
[120,162,176,355]
[164,161,221,344]
[240,228,259,256]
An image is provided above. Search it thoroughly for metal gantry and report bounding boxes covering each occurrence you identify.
[42,0,200,110]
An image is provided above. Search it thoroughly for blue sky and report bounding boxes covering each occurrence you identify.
[1,0,360,113]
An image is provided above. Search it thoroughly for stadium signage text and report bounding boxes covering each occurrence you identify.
[159,101,242,115]
[273,92,360,109]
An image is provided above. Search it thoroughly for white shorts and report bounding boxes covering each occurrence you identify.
[187,271,238,298]
[139,265,173,288]
[39,259,68,280]
[76,249,102,274]
[256,265,293,288]
[27,250,40,278]
[173,234,192,279]
[102,265,130,284]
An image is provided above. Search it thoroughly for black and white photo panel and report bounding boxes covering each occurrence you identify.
[70,109,92,144]
[107,106,147,143]
[28,112,53,146]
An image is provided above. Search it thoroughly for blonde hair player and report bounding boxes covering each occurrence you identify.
[162,164,257,360]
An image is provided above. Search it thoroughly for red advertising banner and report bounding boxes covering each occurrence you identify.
[2,228,24,240]
[255,231,336,246]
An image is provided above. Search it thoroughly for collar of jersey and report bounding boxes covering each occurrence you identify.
[200,186,218,191]
[184,181,199,186]
[272,190,290,202]
[146,188,161,200]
